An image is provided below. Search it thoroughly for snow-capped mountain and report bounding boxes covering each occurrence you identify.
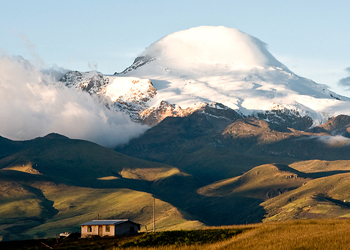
[60,26,350,127]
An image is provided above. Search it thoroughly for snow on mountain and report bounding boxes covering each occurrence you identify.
[60,70,109,94]
[118,26,350,124]
[60,71,158,123]
[61,26,350,127]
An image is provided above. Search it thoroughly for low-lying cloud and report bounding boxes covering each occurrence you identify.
[315,135,350,147]
[0,55,148,148]
[338,67,350,90]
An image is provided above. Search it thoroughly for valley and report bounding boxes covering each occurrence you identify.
[1,112,350,240]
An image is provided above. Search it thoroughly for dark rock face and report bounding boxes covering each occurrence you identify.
[256,109,313,132]
[310,115,350,137]
[59,71,109,95]
[116,56,155,75]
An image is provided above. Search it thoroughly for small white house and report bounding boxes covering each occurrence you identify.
[80,219,140,238]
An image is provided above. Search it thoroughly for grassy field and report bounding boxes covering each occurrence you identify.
[0,134,205,240]
[4,157,350,240]
[262,160,350,222]
[117,219,350,250]
[2,219,350,249]
[0,181,203,241]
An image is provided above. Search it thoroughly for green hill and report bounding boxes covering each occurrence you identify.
[263,161,350,221]
[0,134,203,241]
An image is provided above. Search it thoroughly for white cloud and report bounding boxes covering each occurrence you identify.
[338,67,350,91]
[315,135,350,147]
[0,55,148,148]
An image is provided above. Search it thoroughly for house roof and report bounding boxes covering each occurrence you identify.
[80,219,140,226]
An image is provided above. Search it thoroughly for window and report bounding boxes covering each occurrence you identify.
[106,225,110,232]
[87,226,92,232]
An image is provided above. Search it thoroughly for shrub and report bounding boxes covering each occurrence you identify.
[121,229,243,247]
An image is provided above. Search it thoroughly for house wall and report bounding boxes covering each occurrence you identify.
[81,225,98,238]
[81,222,139,238]
[114,221,139,236]
[104,225,115,237]
[81,225,115,238]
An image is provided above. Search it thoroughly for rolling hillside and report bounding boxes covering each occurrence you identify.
[116,114,350,226]
[0,134,203,241]
[1,114,350,241]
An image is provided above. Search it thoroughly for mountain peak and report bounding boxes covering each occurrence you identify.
[114,26,350,125]
[121,26,288,74]
[43,133,70,140]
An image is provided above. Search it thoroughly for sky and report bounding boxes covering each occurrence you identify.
[1,0,350,96]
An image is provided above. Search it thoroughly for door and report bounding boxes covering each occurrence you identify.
[98,225,103,236]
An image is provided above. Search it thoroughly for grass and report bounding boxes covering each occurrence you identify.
[120,229,244,247]
[197,164,309,199]
[290,159,350,173]
[0,135,205,240]
[23,183,203,239]
[0,235,139,250]
[0,134,175,188]
[4,158,350,240]
[216,219,350,250]
[262,172,350,221]
[119,219,350,250]
[3,220,350,249]
[4,133,350,241]
[119,167,189,182]
[0,181,203,240]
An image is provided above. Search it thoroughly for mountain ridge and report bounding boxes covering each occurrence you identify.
[60,26,350,129]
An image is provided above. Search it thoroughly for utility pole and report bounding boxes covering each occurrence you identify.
[153,198,156,232]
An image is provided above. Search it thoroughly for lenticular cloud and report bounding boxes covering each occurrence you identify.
[0,55,148,147]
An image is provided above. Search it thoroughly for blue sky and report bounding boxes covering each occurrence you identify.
[1,0,350,96]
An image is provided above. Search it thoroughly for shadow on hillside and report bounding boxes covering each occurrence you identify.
[274,164,350,179]
[150,174,266,226]
[313,194,350,209]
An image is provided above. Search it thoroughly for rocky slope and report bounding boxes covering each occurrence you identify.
[310,115,350,137]
[118,114,350,182]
